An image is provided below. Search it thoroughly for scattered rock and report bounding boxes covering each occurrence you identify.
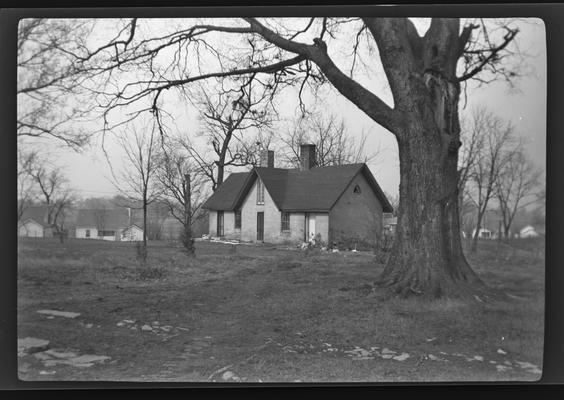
[44,349,78,359]
[116,322,125,327]
[222,371,235,380]
[141,324,153,331]
[123,319,135,324]
[69,355,111,365]
[35,348,111,368]
[427,354,447,362]
[381,348,396,355]
[473,356,484,362]
[18,337,50,356]
[393,353,410,361]
[37,310,81,319]
[39,370,56,375]
[496,364,512,372]
[515,361,542,374]
[497,348,507,355]
[426,337,437,342]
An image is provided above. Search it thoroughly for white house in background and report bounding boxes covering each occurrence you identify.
[472,228,493,239]
[18,206,51,238]
[519,225,539,238]
[75,208,143,241]
[120,224,144,241]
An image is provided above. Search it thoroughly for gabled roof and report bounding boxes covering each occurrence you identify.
[19,206,50,227]
[201,173,251,211]
[202,164,393,213]
[76,208,132,230]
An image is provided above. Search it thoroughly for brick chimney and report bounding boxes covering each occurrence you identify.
[259,150,274,168]
[300,144,316,170]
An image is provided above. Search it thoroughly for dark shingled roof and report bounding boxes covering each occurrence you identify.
[76,208,133,230]
[19,206,50,227]
[202,163,393,213]
[201,173,251,211]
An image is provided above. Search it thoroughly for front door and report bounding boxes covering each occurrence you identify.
[217,211,224,237]
[257,212,264,242]
[305,213,316,241]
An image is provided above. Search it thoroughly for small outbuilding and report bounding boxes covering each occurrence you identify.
[519,225,539,238]
[75,208,143,241]
[18,206,52,238]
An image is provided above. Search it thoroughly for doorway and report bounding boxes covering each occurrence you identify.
[257,212,264,242]
[305,213,316,242]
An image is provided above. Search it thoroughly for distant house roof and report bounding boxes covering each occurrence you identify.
[19,206,50,227]
[76,208,132,230]
[202,163,393,213]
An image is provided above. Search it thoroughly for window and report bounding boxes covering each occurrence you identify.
[98,230,115,237]
[353,184,362,194]
[281,212,290,232]
[256,179,265,205]
[85,229,90,238]
[217,211,224,237]
[234,209,242,229]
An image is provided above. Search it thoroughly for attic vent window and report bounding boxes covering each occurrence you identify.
[256,179,265,205]
[353,185,362,194]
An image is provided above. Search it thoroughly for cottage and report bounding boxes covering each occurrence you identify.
[202,145,393,248]
[519,225,539,238]
[472,228,493,239]
[18,206,52,238]
[75,208,143,241]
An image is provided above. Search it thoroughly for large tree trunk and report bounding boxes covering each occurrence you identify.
[378,69,490,300]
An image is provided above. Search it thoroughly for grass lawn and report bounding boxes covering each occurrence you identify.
[17,237,544,382]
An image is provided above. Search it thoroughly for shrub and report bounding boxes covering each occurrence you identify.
[138,264,166,280]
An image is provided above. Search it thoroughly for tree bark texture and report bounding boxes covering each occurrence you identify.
[183,173,195,256]
[369,19,491,299]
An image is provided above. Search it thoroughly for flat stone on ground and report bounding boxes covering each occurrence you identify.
[37,310,81,318]
[18,337,50,356]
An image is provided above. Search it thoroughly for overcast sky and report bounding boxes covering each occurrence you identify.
[32,17,546,201]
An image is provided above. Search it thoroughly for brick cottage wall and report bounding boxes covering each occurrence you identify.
[329,172,383,250]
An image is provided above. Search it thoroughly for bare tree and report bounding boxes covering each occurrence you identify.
[156,137,208,255]
[496,146,542,238]
[17,149,39,221]
[466,109,515,252]
[278,112,380,168]
[26,156,74,240]
[17,18,97,149]
[112,122,162,261]
[79,17,527,299]
[184,75,275,191]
